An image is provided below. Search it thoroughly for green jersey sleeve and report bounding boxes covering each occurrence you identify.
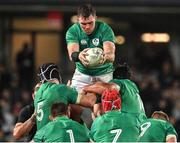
[109,79,146,115]
[60,85,78,104]
[66,24,79,44]
[109,79,122,89]
[33,127,46,142]
[89,117,100,141]
[101,23,115,43]
[166,122,178,137]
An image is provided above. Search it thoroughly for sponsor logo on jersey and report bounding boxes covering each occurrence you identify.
[81,39,87,45]
[92,38,99,46]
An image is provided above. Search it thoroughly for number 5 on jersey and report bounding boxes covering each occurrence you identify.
[37,101,44,121]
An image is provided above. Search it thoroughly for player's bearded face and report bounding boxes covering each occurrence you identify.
[78,15,96,35]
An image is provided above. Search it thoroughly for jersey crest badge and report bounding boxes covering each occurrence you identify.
[81,39,87,45]
[92,38,99,46]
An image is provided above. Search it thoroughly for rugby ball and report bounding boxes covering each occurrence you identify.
[86,48,104,68]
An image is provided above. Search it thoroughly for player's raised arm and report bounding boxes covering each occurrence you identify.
[67,43,80,61]
[66,39,89,66]
[65,21,80,62]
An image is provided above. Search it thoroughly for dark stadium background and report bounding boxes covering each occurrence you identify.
[0,0,179,141]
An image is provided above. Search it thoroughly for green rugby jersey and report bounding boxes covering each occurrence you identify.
[34,82,78,131]
[110,79,145,114]
[90,111,140,142]
[34,116,90,142]
[66,20,115,76]
[138,118,177,142]
[109,79,147,122]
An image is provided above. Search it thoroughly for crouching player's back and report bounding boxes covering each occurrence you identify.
[34,103,90,142]
[138,111,177,142]
[90,90,140,142]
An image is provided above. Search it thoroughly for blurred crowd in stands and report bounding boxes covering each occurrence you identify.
[0,43,34,141]
[0,44,179,141]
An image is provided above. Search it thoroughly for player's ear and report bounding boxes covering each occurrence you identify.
[77,16,80,22]
[67,107,71,118]
[95,16,97,20]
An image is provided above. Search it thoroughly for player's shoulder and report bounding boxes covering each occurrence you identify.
[61,118,86,130]
[50,83,67,90]
[70,119,86,128]
[67,23,80,31]
[97,20,112,31]
[97,20,110,27]
[93,113,108,125]
[113,79,135,85]
[66,23,81,38]
[109,79,121,84]
[109,78,118,82]
[157,118,173,127]
[152,118,176,130]
[145,118,168,126]
[53,84,77,94]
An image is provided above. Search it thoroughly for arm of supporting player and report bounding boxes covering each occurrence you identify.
[77,91,98,108]
[13,113,36,140]
[83,82,119,95]
[166,134,177,143]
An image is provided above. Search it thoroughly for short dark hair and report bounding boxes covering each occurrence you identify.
[113,63,131,79]
[77,4,96,18]
[151,111,169,121]
[51,103,68,117]
[37,63,62,83]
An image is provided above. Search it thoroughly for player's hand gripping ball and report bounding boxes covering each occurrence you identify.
[85,48,104,68]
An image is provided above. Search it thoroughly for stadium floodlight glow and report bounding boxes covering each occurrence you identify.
[141,33,153,42]
[141,33,170,43]
[115,35,125,45]
[153,33,170,42]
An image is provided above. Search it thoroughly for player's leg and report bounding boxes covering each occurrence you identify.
[71,69,92,91]
[71,69,95,128]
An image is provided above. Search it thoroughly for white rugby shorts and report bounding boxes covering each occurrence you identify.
[71,69,113,92]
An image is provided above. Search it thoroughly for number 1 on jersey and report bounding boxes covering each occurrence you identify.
[66,129,75,143]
